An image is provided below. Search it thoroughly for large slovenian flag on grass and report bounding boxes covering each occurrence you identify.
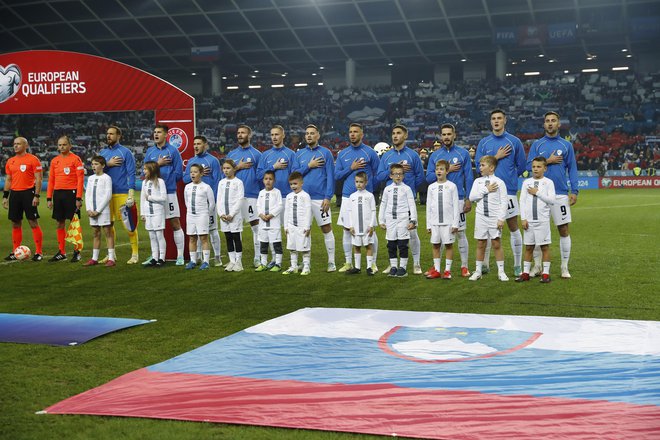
[46,308,660,439]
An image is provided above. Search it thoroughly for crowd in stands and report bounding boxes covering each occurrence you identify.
[1,72,658,177]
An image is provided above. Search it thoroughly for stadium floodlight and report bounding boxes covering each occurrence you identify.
[294,83,308,87]
[564,70,569,74]
[317,82,324,86]
[612,66,629,71]
[226,86,239,90]
[248,85,261,89]
[271,84,284,88]
[319,66,324,70]
[505,73,512,77]
[460,58,467,62]
[626,54,633,58]
[621,49,628,52]
[538,54,545,58]
[582,68,598,73]
[524,71,540,76]
[191,72,197,76]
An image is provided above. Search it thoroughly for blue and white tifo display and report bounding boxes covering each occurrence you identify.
[45,308,660,439]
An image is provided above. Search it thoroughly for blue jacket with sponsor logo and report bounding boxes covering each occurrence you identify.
[426,145,474,200]
[527,135,579,196]
[98,143,136,194]
[475,131,526,196]
[227,145,263,198]
[143,143,183,194]
[335,143,380,197]
[376,146,424,197]
[256,146,296,197]
[292,144,335,200]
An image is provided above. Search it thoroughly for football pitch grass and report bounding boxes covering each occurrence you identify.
[1,189,658,440]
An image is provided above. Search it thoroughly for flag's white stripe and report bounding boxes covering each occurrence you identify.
[246,308,660,356]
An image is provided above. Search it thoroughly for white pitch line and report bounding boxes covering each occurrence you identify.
[578,203,660,210]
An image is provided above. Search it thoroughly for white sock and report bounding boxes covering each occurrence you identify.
[400,257,408,268]
[496,260,505,274]
[156,230,166,261]
[275,252,282,265]
[92,248,100,260]
[389,258,397,268]
[366,255,373,268]
[210,229,221,258]
[173,228,185,258]
[560,236,571,266]
[409,229,421,265]
[354,253,361,270]
[251,225,260,259]
[372,233,378,263]
[524,261,531,273]
[510,229,523,267]
[269,242,276,261]
[475,260,483,273]
[202,250,210,264]
[542,261,551,275]
[196,237,202,262]
[149,231,159,260]
[235,251,242,263]
[484,239,492,267]
[260,252,268,265]
[445,259,453,272]
[302,253,311,269]
[228,251,236,263]
[343,230,353,265]
[457,231,469,267]
[532,245,542,267]
[323,231,335,264]
[433,258,441,272]
[189,251,196,261]
[291,252,298,268]
[108,248,116,261]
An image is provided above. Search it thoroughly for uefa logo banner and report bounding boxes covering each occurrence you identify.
[167,127,189,156]
[0,64,21,104]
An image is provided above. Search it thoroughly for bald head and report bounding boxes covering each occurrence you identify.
[13,137,28,155]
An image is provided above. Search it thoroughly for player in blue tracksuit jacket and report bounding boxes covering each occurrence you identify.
[526,111,579,279]
[227,125,263,267]
[292,124,337,271]
[474,109,526,276]
[183,135,223,266]
[256,125,296,198]
[143,124,185,263]
[425,123,475,276]
[335,123,380,271]
[376,124,425,274]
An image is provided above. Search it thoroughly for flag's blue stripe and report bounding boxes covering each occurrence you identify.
[147,332,660,406]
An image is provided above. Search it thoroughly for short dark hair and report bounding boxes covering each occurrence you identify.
[189,163,204,174]
[223,159,236,168]
[193,135,208,143]
[349,123,363,130]
[91,155,106,166]
[264,170,276,179]
[305,124,319,132]
[107,125,122,136]
[389,163,404,172]
[155,124,169,132]
[440,123,456,132]
[392,123,407,133]
[544,111,560,119]
[490,109,506,117]
[355,171,367,181]
[289,171,303,182]
[532,156,548,165]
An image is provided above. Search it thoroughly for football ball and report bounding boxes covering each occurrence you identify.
[374,142,391,157]
[14,245,32,260]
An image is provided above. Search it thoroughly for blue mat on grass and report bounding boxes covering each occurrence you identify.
[0,313,153,346]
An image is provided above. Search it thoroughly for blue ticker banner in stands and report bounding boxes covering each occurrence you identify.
[548,23,577,45]
[630,17,660,40]
[518,176,599,191]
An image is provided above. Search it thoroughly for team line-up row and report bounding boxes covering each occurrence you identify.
[3,110,578,282]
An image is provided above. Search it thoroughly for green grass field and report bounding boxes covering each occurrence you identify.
[1,189,659,439]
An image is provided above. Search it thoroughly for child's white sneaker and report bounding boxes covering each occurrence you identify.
[469,272,482,281]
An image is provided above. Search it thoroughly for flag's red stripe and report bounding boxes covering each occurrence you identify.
[46,369,660,440]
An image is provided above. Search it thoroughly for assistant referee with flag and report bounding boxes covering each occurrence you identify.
[46,135,85,262]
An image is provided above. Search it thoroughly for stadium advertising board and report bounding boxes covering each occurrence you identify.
[599,176,660,189]
[0,50,196,258]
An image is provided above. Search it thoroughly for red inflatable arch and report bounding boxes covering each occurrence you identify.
[0,50,195,259]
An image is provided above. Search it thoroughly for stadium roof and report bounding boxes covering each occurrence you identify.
[2,0,658,80]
